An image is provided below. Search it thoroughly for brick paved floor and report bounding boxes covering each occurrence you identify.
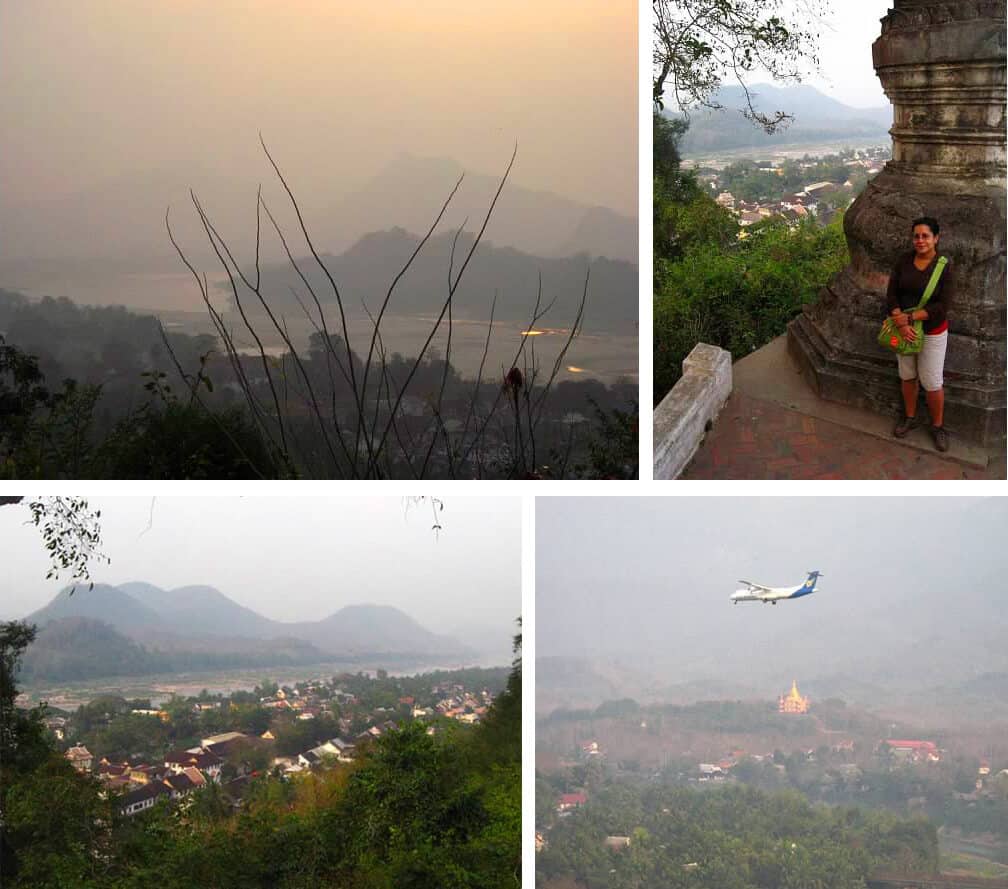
[681,391,1006,480]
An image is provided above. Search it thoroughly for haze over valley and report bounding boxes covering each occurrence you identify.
[5,497,520,695]
[537,497,1008,726]
[537,497,1008,881]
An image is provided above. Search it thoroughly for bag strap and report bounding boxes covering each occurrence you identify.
[916,255,947,311]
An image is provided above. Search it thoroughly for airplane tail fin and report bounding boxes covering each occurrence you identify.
[805,570,823,589]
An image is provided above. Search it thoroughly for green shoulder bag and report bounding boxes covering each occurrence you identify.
[878,255,947,356]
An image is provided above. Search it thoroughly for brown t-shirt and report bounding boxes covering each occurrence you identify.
[885,251,954,335]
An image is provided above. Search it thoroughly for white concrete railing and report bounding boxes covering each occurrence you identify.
[653,343,732,480]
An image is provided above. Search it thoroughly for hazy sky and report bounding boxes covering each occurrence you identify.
[0,1,637,213]
[789,0,891,108]
[2,496,520,635]
[537,497,1008,688]
[684,0,892,110]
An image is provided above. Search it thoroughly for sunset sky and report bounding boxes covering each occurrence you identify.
[0,1,637,214]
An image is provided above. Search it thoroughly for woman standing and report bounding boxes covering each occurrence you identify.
[887,216,955,451]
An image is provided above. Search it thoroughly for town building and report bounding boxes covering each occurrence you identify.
[883,740,941,763]
[120,781,171,817]
[715,191,736,210]
[557,792,587,813]
[65,745,93,773]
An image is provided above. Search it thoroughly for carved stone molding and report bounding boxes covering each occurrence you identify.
[881,1,1006,34]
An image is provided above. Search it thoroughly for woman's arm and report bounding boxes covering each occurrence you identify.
[923,261,954,326]
[887,252,911,314]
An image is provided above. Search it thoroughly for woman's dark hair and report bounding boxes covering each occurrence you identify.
[911,216,940,236]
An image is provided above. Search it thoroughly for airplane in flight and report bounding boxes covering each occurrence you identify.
[730,571,823,605]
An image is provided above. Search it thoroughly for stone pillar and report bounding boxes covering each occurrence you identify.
[788,0,1006,446]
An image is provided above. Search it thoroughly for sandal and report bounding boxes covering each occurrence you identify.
[893,414,920,438]
[931,425,949,452]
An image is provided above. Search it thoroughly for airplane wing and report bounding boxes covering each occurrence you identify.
[738,579,773,593]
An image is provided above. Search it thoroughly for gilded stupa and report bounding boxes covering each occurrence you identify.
[778,680,810,714]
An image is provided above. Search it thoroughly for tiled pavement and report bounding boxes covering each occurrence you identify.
[682,390,1006,480]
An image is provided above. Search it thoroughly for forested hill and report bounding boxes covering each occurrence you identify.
[227,227,638,336]
[18,617,330,682]
[22,583,481,681]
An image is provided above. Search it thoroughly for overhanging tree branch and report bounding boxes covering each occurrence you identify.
[653,0,828,133]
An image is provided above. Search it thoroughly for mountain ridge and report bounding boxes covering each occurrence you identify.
[25,582,477,662]
[672,83,891,155]
[0,153,636,266]
[226,226,637,336]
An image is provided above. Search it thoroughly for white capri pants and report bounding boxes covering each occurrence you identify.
[896,330,947,392]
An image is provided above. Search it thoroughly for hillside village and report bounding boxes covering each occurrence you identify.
[536,691,1008,858]
[45,667,503,818]
[694,146,890,230]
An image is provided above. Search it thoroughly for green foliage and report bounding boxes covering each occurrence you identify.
[0,623,51,774]
[654,214,848,400]
[3,754,112,888]
[95,398,274,479]
[2,629,521,888]
[573,400,639,480]
[652,109,850,401]
[0,335,53,464]
[537,781,938,889]
[655,179,739,265]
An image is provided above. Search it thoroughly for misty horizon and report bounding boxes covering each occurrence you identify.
[2,498,520,651]
[537,497,1008,712]
[1,1,636,278]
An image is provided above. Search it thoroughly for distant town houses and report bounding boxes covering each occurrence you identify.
[164,748,223,781]
[65,744,93,773]
[120,780,171,817]
[131,708,170,721]
[557,792,588,814]
[44,715,67,739]
[698,147,891,234]
[296,738,357,770]
[698,763,725,781]
[434,687,492,724]
[882,739,942,763]
[47,668,501,819]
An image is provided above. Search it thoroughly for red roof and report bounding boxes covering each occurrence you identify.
[559,793,587,806]
[885,740,937,750]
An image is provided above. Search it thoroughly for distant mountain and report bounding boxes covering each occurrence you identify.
[19,616,332,682]
[284,604,474,659]
[23,582,479,680]
[26,584,165,633]
[118,582,279,639]
[227,226,637,336]
[319,154,638,263]
[673,84,891,155]
[536,656,663,714]
[554,206,638,263]
[0,153,637,267]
